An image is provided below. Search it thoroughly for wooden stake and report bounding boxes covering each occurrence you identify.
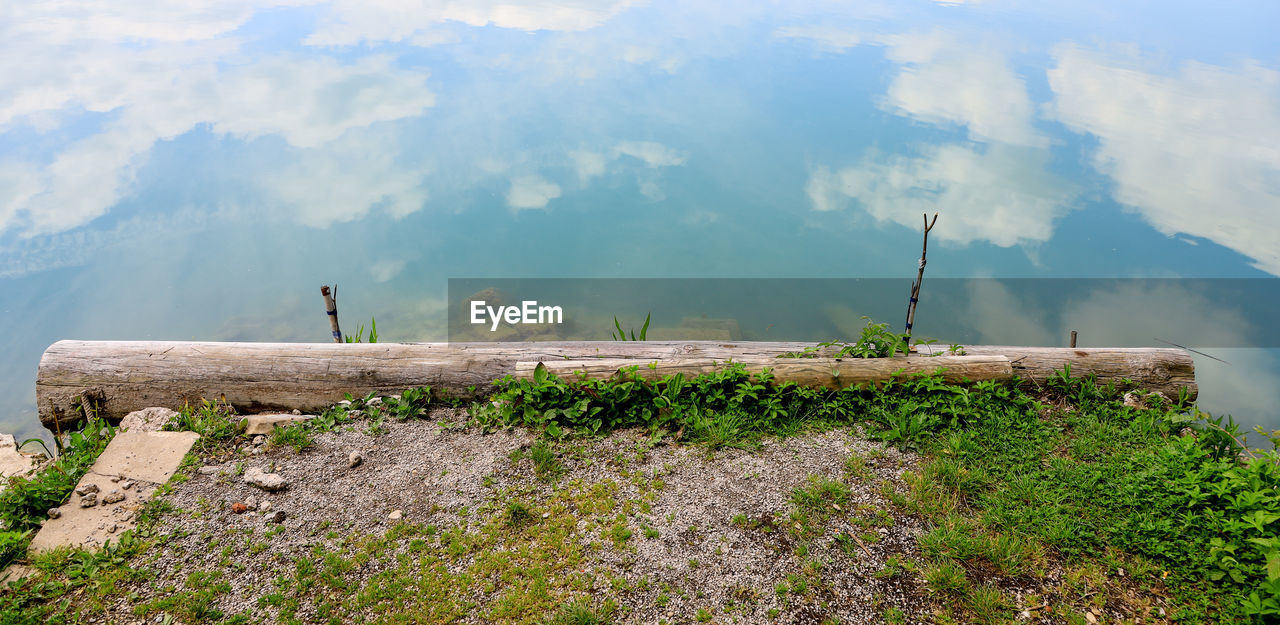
[1070,330,1078,348]
[904,213,938,341]
[321,285,342,343]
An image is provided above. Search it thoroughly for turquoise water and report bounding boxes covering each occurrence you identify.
[2,1,1278,442]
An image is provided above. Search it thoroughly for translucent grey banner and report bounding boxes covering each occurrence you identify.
[447,278,1280,349]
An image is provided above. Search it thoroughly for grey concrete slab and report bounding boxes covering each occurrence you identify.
[90,431,199,484]
[28,430,198,553]
[28,472,157,553]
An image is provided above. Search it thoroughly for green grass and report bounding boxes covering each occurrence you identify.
[0,416,116,568]
[268,424,313,452]
[163,399,240,454]
[4,354,1277,624]
[468,360,1279,623]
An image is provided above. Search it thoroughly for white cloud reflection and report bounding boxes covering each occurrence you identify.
[506,175,562,209]
[3,53,435,236]
[1047,45,1280,275]
[304,0,643,46]
[807,144,1076,247]
[878,32,1047,148]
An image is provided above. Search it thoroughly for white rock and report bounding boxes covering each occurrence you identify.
[348,451,363,468]
[197,465,221,475]
[119,407,178,432]
[245,496,259,511]
[75,483,99,496]
[259,501,272,513]
[388,510,403,521]
[244,467,288,492]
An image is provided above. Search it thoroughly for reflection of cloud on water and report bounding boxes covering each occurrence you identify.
[877,31,1048,148]
[1047,45,1280,275]
[788,27,1074,247]
[304,0,644,46]
[778,29,1046,148]
[2,52,436,238]
[506,175,563,210]
[807,144,1076,247]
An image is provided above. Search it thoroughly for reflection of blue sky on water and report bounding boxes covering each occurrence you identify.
[1,1,1279,439]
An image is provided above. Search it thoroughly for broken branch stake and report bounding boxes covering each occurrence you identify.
[904,212,938,342]
[321,285,342,343]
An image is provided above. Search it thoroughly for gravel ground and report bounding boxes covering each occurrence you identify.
[92,408,934,625]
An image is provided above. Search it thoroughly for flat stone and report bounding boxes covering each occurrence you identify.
[0,433,41,483]
[90,431,200,484]
[29,472,157,553]
[0,564,39,583]
[244,414,314,436]
[28,430,198,554]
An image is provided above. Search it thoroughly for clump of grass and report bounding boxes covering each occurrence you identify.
[268,424,313,452]
[505,501,532,527]
[923,561,970,596]
[164,399,240,454]
[528,442,563,482]
[546,598,616,625]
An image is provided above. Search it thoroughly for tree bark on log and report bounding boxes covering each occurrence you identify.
[36,340,1197,431]
[514,356,1013,389]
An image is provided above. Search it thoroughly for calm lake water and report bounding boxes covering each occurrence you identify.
[2,1,1278,443]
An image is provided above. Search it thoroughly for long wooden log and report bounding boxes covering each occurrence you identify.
[515,356,1013,389]
[36,340,1196,431]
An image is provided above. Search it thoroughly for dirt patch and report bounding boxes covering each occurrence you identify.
[93,408,933,624]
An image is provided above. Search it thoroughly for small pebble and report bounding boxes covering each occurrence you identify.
[388,510,403,521]
[291,409,302,415]
[75,483,99,496]
[252,435,266,446]
[122,480,136,490]
[197,466,220,475]
[231,502,248,514]
[245,496,259,511]
[47,508,61,519]
[79,493,98,508]
[348,451,363,468]
[259,501,273,513]
[102,489,125,504]
[267,510,286,524]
